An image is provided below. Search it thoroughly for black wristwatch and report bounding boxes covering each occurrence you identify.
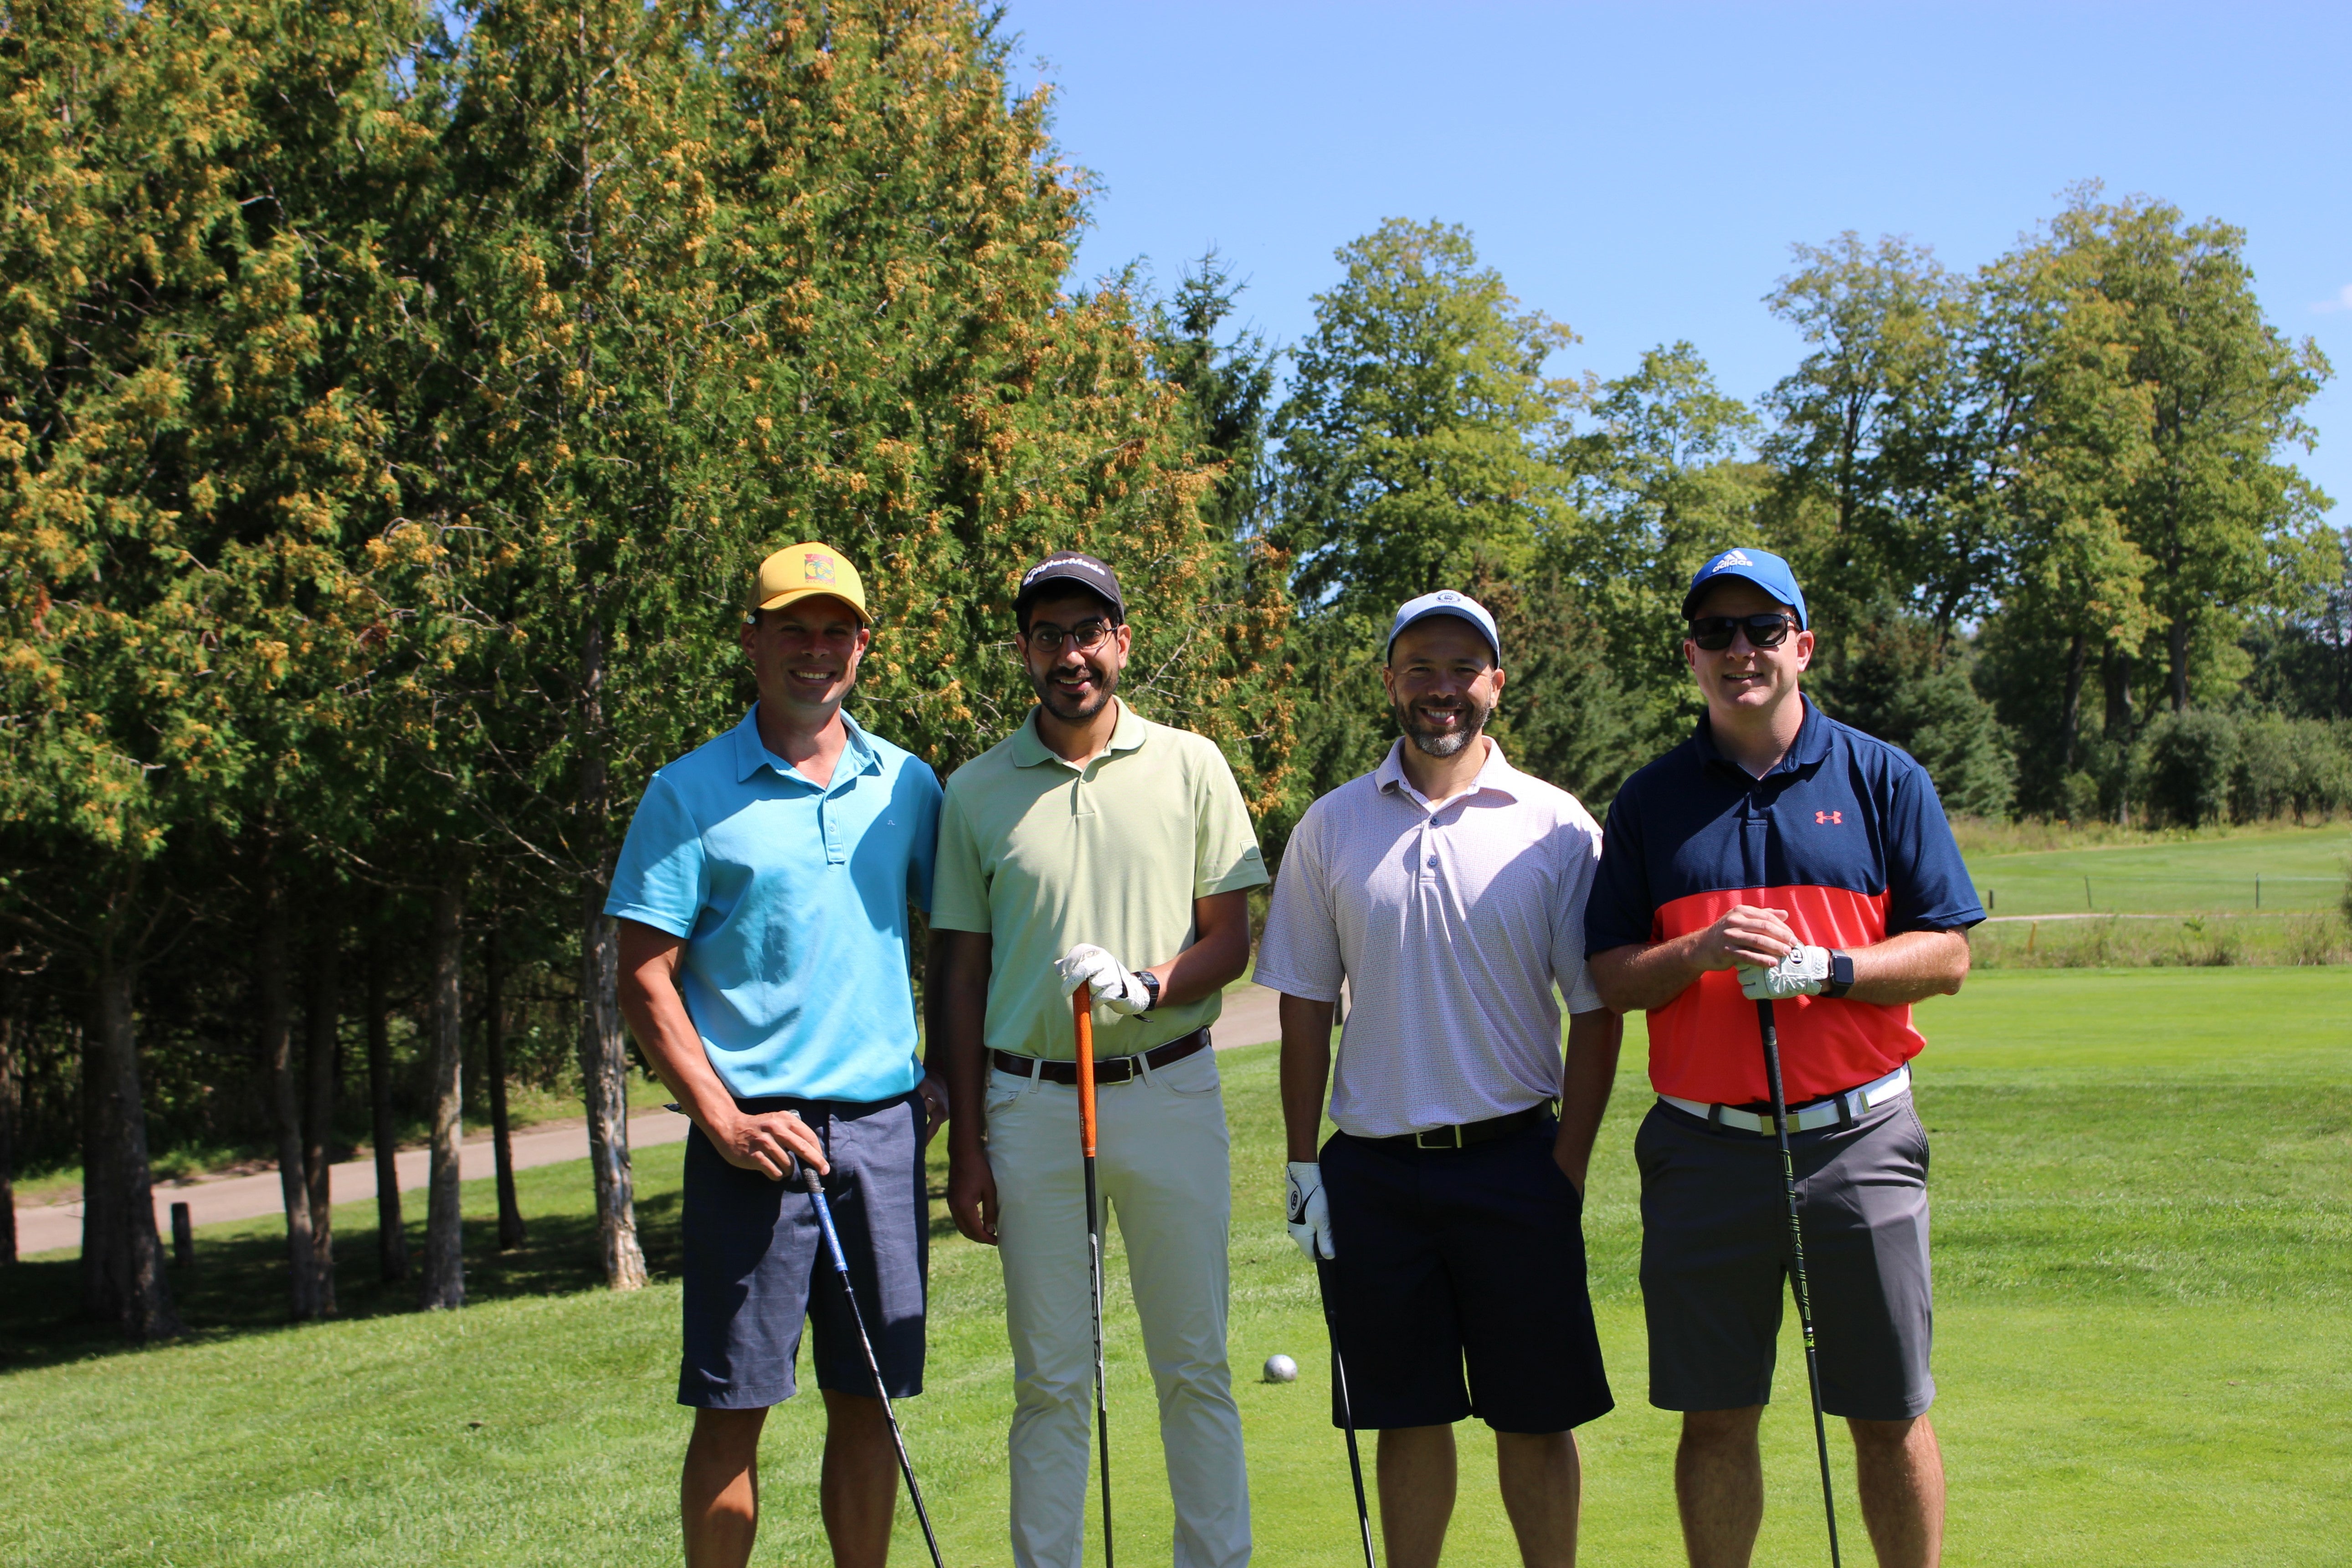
[1822,949,1855,999]
[1137,969,1162,1013]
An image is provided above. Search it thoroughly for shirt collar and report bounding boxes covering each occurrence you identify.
[1374,735,1524,810]
[1011,698,1148,770]
[1693,695,1828,779]
[731,705,881,787]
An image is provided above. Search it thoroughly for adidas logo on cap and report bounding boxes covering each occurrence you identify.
[1714,549,1754,569]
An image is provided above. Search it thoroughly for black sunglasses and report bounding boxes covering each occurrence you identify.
[1689,612,1796,652]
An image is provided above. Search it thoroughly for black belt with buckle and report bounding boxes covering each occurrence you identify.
[1369,1103,1549,1152]
[991,1028,1211,1087]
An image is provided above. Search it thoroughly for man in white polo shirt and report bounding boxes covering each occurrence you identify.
[1256,589,1621,1568]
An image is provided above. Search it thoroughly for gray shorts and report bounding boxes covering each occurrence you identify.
[1635,1094,1933,1421]
[678,1092,928,1409]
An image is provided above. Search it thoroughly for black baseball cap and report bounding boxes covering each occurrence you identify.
[1014,550,1126,626]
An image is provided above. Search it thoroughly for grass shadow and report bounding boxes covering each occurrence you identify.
[0,1182,688,1376]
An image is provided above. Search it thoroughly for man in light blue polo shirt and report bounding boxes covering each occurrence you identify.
[611,542,945,1568]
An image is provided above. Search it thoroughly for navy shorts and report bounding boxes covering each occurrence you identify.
[678,1092,929,1410]
[1320,1117,1615,1434]
[1636,1095,1934,1421]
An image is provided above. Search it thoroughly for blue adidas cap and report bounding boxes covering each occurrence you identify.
[1681,547,1808,629]
[1385,589,1501,661]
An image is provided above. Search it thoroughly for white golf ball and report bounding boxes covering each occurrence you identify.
[1262,1353,1299,1383]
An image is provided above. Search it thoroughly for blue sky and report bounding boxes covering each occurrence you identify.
[1005,1,2350,517]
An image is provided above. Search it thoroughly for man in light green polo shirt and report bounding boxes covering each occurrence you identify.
[933,550,1266,1568]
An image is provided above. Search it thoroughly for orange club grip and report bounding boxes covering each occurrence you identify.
[1073,983,1099,1159]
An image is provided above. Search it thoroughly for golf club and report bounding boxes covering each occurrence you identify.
[1757,997,1844,1568]
[1074,983,1117,1567]
[1314,1258,1379,1568]
[792,1155,948,1568]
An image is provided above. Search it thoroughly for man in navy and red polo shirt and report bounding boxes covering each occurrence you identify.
[1586,547,1981,1568]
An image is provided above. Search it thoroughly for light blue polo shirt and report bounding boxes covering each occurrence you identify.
[604,707,942,1102]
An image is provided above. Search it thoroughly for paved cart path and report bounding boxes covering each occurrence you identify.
[11,984,1288,1259]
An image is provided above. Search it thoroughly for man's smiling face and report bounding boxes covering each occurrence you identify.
[1683,578,1813,719]
[740,595,870,716]
[1017,588,1130,725]
[1381,616,1504,759]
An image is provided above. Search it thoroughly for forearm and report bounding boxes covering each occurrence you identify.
[1588,934,1709,1014]
[1552,1008,1622,1189]
[1147,890,1251,1006]
[933,932,993,1151]
[1847,929,1970,1005]
[1277,995,1338,1163]
[616,970,735,1133]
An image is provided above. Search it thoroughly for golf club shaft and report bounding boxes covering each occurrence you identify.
[798,1164,947,1568]
[1315,1260,1379,1568]
[1074,986,1116,1567]
[1758,998,1844,1568]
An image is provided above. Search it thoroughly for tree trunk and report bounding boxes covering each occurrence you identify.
[578,615,647,1291]
[261,860,321,1321]
[485,923,526,1251]
[2057,631,2089,776]
[83,924,180,1340]
[2102,648,2135,740]
[2166,613,2192,713]
[0,1011,17,1267]
[419,869,467,1311]
[78,1006,108,1318]
[304,912,341,1316]
[365,899,408,1284]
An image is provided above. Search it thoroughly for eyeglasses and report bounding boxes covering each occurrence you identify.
[1689,613,1797,652]
[1024,617,1115,653]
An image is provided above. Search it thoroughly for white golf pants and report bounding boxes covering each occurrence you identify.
[985,1044,1249,1568]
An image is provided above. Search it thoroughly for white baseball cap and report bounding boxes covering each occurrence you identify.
[1385,589,1500,662]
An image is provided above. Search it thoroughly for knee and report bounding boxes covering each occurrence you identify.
[1679,1406,1763,1454]
[688,1407,767,1469]
[1847,1414,1930,1457]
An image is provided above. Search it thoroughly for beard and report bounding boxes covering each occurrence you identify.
[1392,691,1495,758]
[1030,658,1119,725]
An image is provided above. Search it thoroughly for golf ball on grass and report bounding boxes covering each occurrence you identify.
[1262,1354,1298,1383]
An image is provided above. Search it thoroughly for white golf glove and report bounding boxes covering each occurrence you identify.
[1285,1161,1334,1262]
[1739,945,1832,1001]
[1056,943,1154,1027]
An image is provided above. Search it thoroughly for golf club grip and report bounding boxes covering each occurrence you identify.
[1073,983,1099,1158]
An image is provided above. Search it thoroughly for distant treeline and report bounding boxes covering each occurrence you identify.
[1,0,2344,1342]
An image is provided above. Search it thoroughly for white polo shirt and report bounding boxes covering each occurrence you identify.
[1255,738,1607,1138]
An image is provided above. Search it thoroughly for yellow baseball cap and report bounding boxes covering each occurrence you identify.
[747,542,869,624]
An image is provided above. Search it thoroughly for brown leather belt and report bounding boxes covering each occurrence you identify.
[991,1028,1211,1086]
[1365,1103,1549,1151]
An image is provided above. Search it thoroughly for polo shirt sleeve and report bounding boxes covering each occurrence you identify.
[603,772,704,939]
[1253,807,1342,1004]
[928,780,992,934]
[1584,790,1656,956]
[1884,759,1987,932]
[1551,811,1607,1013]
[904,761,945,915]
[1191,742,1271,898]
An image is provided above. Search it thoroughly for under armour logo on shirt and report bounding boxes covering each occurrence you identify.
[1816,810,1844,825]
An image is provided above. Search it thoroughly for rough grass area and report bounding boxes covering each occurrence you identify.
[1959,822,2349,917]
[1968,910,2352,968]
[5,969,2350,1565]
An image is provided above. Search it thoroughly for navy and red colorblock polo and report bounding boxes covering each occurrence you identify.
[1585,699,1985,1105]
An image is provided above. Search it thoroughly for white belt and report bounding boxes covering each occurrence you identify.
[1660,1064,1911,1136]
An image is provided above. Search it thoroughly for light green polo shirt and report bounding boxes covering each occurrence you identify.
[932,699,1269,1060]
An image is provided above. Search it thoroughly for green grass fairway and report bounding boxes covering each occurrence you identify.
[1966,823,2350,916]
[5,968,2349,1564]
